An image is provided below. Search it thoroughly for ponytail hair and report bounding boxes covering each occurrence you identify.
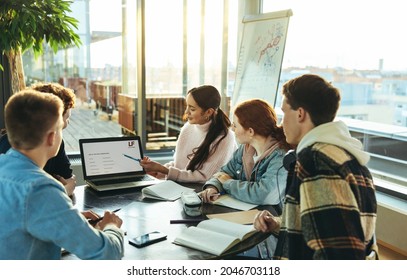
[185,85,231,171]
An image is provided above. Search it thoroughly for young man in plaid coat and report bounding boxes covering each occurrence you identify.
[254,74,377,259]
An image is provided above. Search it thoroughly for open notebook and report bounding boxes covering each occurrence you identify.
[173,218,256,256]
[79,136,160,191]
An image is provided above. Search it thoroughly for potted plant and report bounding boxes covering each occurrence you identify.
[0,0,81,94]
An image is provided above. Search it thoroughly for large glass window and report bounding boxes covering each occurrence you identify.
[22,0,238,154]
[263,0,407,124]
[263,0,407,188]
[19,0,405,189]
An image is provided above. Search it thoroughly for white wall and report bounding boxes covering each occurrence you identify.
[376,193,407,255]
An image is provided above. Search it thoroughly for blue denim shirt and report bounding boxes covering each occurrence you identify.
[203,144,287,206]
[0,149,124,260]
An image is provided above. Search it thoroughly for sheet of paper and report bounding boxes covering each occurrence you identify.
[213,194,258,211]
[206,209,259,225]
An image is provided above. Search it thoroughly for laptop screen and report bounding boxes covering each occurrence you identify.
[79,136,144,178]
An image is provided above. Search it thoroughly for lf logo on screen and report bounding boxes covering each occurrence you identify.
[128,141,135,148]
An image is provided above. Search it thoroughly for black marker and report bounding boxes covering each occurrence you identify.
[170,219,204,224]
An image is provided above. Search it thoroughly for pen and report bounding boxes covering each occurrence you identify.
[170,219,204,224]
[123,154,141,162]
[89,208,121,225]
[209,191,226,197]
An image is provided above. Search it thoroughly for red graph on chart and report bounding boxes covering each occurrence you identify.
[254,24,284,72]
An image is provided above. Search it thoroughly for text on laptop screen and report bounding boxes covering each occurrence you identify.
[82,139,143,176]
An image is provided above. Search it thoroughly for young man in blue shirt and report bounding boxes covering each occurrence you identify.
[0,89,124,260]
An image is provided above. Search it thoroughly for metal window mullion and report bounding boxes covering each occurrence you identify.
[136,0,147,147]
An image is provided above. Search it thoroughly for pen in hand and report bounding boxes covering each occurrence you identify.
[89,208,121,225]
[209,191,226,197]
[123,154,141,162]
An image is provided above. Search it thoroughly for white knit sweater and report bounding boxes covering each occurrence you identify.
[165,121,237,183]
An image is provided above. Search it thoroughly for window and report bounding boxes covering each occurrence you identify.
[22,0,238,154]
[263,0,407,189]
[19,0,406,190]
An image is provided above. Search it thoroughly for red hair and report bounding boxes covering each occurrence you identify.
[234,99,291,151]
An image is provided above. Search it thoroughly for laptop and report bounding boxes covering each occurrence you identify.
[79,136,161,191]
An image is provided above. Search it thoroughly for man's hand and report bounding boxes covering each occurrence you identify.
[254,210,281,233]
[54,174,76,196]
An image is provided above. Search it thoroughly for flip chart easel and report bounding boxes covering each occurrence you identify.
[232,9,293,108]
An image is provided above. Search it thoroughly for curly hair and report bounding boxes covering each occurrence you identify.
[29,82,75,115]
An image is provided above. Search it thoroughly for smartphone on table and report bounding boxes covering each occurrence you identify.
[129,231,167,248]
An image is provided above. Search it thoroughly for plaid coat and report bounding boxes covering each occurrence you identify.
[273,142,377,259]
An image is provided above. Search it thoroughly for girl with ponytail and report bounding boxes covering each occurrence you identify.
[140,85,237,183]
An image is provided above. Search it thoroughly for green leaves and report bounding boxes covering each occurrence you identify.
[0,0,82,57]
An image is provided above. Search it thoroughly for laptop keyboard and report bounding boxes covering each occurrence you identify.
[96,175,154,186]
